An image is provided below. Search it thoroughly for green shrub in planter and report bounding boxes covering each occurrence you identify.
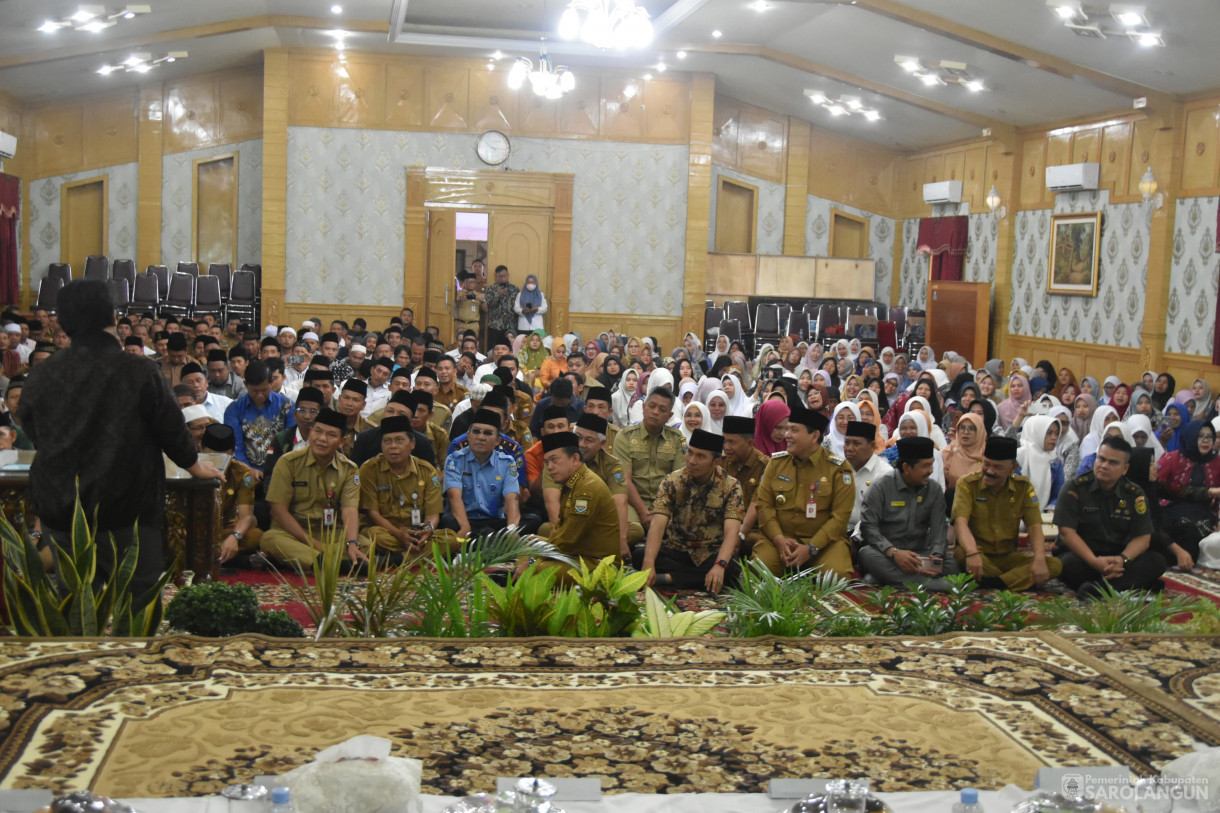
[166,582,305,638]
[254,609,306,638]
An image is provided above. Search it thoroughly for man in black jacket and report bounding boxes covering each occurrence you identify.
[19,279,223,597]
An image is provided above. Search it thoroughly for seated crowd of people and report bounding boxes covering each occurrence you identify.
[3,297,1207,599]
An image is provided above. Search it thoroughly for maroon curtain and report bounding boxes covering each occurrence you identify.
[1214,204,1220,366]
[0,174,18,307]
[917,215,969,282]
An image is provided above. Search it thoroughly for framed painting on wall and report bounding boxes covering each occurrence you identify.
[1048,211,1102,296]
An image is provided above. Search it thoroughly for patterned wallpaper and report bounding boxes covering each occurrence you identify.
[1008,190,1149,348]
[894,205,999,310]
[804,194,896,303]
[27,162,138,283]
[1165,195,1218,357]
[161,139,263,269]
[285,128,689,314]
[898,219,926,309]
[708,164,785,255]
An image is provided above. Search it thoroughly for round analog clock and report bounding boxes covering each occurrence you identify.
[476,130,511,165]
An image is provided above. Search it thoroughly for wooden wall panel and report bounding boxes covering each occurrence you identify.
[712,99,739,168]
[163,78,218,154]
[517,91,558,135]
[706,254,757,298]
[942,149,965,185]
[962,147,987,206]
[385,64,425,128]
[289,59,337,126]
[558,79,600,136]
[1127,119,1161,199]
[737,106,786,183]
[424,67,470,130]
[643,78,689,142]
[1180,105,1220,193]
[851,145,894,216]
[1045,131,1072,169]
[32,106,84,176]
[82,96,138,169]
[1071,126,1099,164]
[336,59,386,126]
[1018,138,1047,208]
[1100,122,1132,194]
[808,128,855,203]
[601,77,645,140]
[218,72,264,144]
[469,67,519,133]
[923,154,945,185]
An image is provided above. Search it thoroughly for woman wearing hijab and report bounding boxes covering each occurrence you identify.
[885,411,946,490]
[1127,447,1198,573]
[1078,376,1102,402]
[706,390,730,435]
[1128,386,1160,426]
[797,342,825,375]
[1047,405,1080,478]
[1070,393,1097,448]
[996,373,1031,430]
[855,394,889,455]
[519,329,549,374]
[1051,367,1077,400]
[719,373,752,418]
[599,355,622,390]
[675,379,699,414]
[1192,379,1215,421]
[1098,375,1121,405]
[683,332,710,373]
[754,400,790,456]
[707,334,730,368]
[825,402,861,456]
[942,411,987,494]
[904,395,948,448]
[1151,373,1176,412]
[878,346,895,374]
[537,335,569,392]
[1079,404,1120,460]
[1107,383,1132,419]
[611,368,639,427]
[1156,419,1220,564]
[629,367,677,426]
[1016,415,1066,508]
[1158,402,1191,453]
[1125,413,1165,462]
[678,400,711,443]
[513,274,548,332]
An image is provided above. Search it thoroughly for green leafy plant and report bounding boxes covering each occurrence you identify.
[1032,581,1218,634]
[632,588,725,638]
[1,494,173,637]
[480,562,571,637]
[165,582,305,638]
[564,556,648,637]
[841,573,1031,636]
[724,561,853,637]
[276,523,352,639]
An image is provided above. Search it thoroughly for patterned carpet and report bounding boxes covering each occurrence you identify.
[0,634,1218,799]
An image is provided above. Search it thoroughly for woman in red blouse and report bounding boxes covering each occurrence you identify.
[1155,418,1220,562]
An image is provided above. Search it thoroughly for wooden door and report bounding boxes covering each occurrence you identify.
[830,211,868,258]
[715,179,755,254]
[490,209,552,309]
[426,208,457,340]
[194,154,238,267]
[62,178,105,273]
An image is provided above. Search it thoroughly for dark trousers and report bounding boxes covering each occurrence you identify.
[1058,550,1167,596]
[439,512,542,539]
[44,522,165,600]
[631,544,741,590]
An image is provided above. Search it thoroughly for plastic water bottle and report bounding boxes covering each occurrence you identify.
[269,786,296,813]
[953,788,984,813]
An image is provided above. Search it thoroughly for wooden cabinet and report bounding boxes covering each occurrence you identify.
[927,280,991,368]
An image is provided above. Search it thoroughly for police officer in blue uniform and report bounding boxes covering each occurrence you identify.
[441,407,541,539]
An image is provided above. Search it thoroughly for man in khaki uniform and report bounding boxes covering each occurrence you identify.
[199,424,263,562]
[953,436,1062,591]
[411,390,449,469]
[721,415,767,553]
[260,407,366,570]
[358,416,453,558]
[582,386,618,449]
[753,405,855,578]
[335,378,374,458]
[536,430,621,579]
[412,367,452,431]
[613,386,687,531]
[635,429,744,593]
[435,356,468,412]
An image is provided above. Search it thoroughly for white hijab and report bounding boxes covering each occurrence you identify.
[707,334,730,366]
[903,395,948,448]
[847,338,862,360]
[1079,405,1119,461]
[1124,413,1164,462]
[892,411,945,490]
[1017,415,1060,506]
[672,379,700,424]
[720,373,752,417]
[917,345,936,366]
[706,390,730,435]
[827,402,861,456]
[879,346,895,374]
[630,367,679,427]
[679,400,711,443]
[1046,406,1078,457]
[611,368,639,427]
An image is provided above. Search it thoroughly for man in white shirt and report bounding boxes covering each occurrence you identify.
[181,361,233,423]
[5,324,29,364]
[842,420,891,534]
[361,358,394,418]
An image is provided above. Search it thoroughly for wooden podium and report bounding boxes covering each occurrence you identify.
[926,280,991,367]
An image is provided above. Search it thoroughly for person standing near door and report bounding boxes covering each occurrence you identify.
[454,273,485,344]
[484,264,520,349]
[514,274,548,333]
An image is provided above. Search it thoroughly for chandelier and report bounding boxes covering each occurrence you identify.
[558,0,654,50]
[803,90,882,122]
[508,43,576,100]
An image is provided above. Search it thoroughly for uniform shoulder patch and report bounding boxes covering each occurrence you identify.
[507,463,519,477]
[841,472,852,485]
[574,498,588,514]
[352,474,360,486]
[242,475,254,488]
[1134,495,1147,514]
[431,474,441,487]
[828,453,845,466]
[771,450,790,459]
[613,470,624,483]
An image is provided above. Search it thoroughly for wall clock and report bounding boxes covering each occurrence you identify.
[477,130,511,166]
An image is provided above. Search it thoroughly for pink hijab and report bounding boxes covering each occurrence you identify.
[755,400,790,456]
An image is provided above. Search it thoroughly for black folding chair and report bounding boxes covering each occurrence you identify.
[194,274,223,321]
[148,265,170,299]
[35,276,64,312]
[106,278,131,315]
[177,261,200,277]
[110,259,136,293]
[131,273,160,317]
[47,263,72,286]
[161,272,196,320]
[208,263,232,300]
[226,269,258,326]
[84,255,109,282]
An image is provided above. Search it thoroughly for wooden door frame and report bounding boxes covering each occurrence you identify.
[828,208,870,259]
[715,176,758,254]
[191,152,240,267]
[405,167,574,335]
[60,175,109,267]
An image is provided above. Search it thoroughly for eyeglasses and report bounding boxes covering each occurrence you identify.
[294,407,320,416]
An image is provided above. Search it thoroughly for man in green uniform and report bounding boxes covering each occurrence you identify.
[537,430,621,578]
[411,390,449,468]
[358,415,451,559]
[335,378,374,458]
[613,386,686,531]
[1052,435,1165,598]
[260,407,366,570]
[721,415,767,554]
[753,405,855,578]
[582,386,618,449]
[544,413,639,557]
[201,424,263,563]
[636,429,744,593]
[953,436,1062,591]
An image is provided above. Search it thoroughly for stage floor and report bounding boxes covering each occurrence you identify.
[0,633,1217,798]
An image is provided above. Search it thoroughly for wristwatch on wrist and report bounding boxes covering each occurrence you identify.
[1121,554,1130,564]
[232,531,244,543]
[807,543,820,559]
[346,540,360,547]
[715,558,729,568]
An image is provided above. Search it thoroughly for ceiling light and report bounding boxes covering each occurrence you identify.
[508,42,576,98]
[804,89,881,121]
[676,50,687,59]
[643,73,653,81]
[331,4,343,13]
[71,9,98,22]
[844,97,862,110]
[807,91,827,104]
[492,50,503,59]
[1047,0,1083,18]
[38,20,65,33]
[96,65,116,75]
[1054,4,1078,18]
[1048,1,1163,45]
[920,73,941,86]
[334,41,345,50]
[40,5,150,34]
[623,82,638,99]
[965,79,986,92]
[711,29,722,38]
[750,0,770,11]
[1111,5,1146,26]
[558,0,653,50]
[656,61,666,72]
[862,110,881,122]
[122,11,134,18]
[827,105,847,117]
[96,49,186,76]
[897,54,988,91]
[1136,31,1162,46]
[80,20,113,32]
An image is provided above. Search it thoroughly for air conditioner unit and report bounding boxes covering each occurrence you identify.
[1046,162,1099,193]
[0,130,14,161]
[923,180,962,204]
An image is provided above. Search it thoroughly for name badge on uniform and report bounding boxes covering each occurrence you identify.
[806,499,817,519]
[323,508,336,526]
[411,507,422,526]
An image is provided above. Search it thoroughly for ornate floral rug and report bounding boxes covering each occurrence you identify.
[0,634,1217,799]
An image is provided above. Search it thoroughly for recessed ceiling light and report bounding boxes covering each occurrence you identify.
[862,110,881,122]
[711,29,722,38]
[965,79,986,92]
[624,82,638,99]
[80,20,112,33]
[38,20,62,33]
[656,61,666,72]
[331,4,343,13]
[492,50,503,60]
[749,0,769,11]
[643,73,653,80]
[1136,31,1162,46]
[1053,4,1079,19]
[920,73,941,86]
[97,65,116,75]
[1111,5,1147,26]
[122,11,135,19]
[334,41,345,50]
[827,104,847,117]
[676,50,687,59]
[70,9,97,23]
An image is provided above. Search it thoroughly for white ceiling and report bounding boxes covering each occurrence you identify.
[2,0,1217,150]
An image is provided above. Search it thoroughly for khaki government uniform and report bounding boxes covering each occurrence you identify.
[951,471,1063,591]
[260,447,361,566]
[543,446,642,543]
[514,389,535,427]
[612,423,687,526]
[357,454,457,555]
[436,382,469,413]
[753,446,856,578]
[421,419,450,468]
[539,463,622,580]
[454,296,481,334]
[508,418,534,451]
[338,414,374,459]
[429,403,453,432]
[723,446,769,551]
[219,458,262,553]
